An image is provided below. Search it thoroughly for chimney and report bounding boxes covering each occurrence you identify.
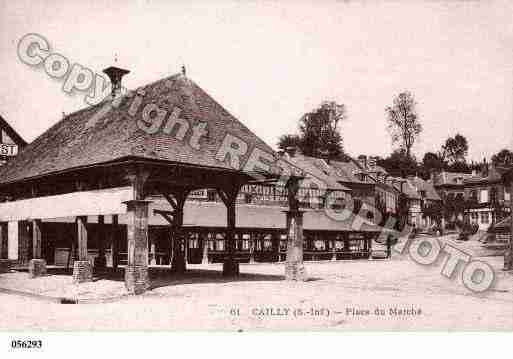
[368,156,376,170]
[285,146,297,158]
[357,155,367,169]
[482,158,489,177]
[103,66,130,98]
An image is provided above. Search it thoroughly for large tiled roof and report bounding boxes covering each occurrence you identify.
[0,114,27,147]
[0,74,278,185]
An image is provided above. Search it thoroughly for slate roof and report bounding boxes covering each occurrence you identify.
[463,166,503,185]
[406,176,441,201]
[431,171,472,187]
[0,114,27,147]
[328,160,370,185]
[0,73,278,185]
[283,154,350,192]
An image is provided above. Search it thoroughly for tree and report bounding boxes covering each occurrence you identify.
[441,134,468,165]
[278,101,347,160]
[385,92,422,159]
[420,152,445,178]
[491,149,513,167]
[377,149,418,178]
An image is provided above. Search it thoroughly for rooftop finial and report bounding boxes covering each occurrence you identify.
[181,64,186,76]
[114,53,118,63]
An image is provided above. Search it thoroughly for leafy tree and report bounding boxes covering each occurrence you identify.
[419,152,445,178]
[441,134,468,164]
[491,149,513,166]
[277,101,347,160]
[446,161,471,173]
[385,91,422,159]
[377,149,418,177]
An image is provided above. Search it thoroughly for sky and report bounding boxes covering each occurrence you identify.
[1,0,512,162]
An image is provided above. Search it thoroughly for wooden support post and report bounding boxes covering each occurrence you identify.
[272,233,280,262]
[170,203,186,273]
[285,177,307,281]
[18,221,31,266]
[331,239,337,261]
[29,219,46,278]
[124,200,151,294]
[111,215,119,269]
[249,233,255,263]
[160,190,190,273]
[124,167,151,294]
[150,233,157,265]
[506,180,513,271]
[218,185,241,276]
[73,216,92,283]
[94,215,107,270]
[201,233,209,265]
[0,223,6,259]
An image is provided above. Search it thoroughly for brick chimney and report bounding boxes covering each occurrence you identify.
[357,155,367,169]
[103,66,130,98]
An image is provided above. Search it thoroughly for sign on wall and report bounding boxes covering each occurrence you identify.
[0,143,18,156]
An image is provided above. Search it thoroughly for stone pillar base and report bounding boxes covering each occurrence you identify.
[28,259,47,278]
[504,250,513,271]
[0,259,12,273]
[285,262,307,281]
[72,260,93,284]
[94,256,107,271]
[222,259,240,276]
[171,253,186,273]
[125,265,149,294]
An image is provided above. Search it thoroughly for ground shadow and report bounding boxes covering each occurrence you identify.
[42,266,321,290]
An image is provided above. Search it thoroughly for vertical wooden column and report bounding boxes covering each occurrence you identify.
[124,168,151,294]
[0,223,9,273]
[124,200,151,294]
[201,233,209,264]
[271,233,280,262]
[28,219,46,278]
[0,223,6,259]
[169,193,187,273]
[285,177,307,281]
[218,185,241,276]
[94,215,107,270]
[506,180,513,271]
[331,237,337,261]
[150,234,157,265]
[18,221,31,266]
[249,233,255,263]
[110,215,119,269]
[73,216,92,283]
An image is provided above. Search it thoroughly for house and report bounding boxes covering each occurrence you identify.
[405,175,442,229]
[463,163,510,231]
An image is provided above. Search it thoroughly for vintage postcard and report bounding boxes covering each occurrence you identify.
[0,0,512,351]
